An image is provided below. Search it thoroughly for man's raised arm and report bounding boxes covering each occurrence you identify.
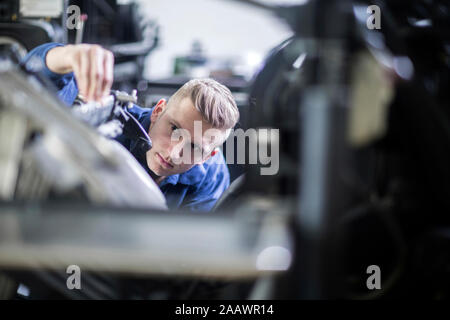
[46,44,114,102]
[24,43,114,103]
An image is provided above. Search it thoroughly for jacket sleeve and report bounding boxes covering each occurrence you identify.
[21,42,78,105]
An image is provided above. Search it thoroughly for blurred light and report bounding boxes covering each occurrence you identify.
[256,246,292,271]
[257,0,309,6]
[17,284,30,297]
[371,49,394,69]
[366,32,385,50]
[408,18,432,27]
[246,51,263,69]
[352,5,368,23]
[393,56,414,80]
[293,52,307,69]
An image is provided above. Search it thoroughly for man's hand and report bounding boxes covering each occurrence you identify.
[46,44,114,102]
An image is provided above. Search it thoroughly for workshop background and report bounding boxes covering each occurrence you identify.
[138,0,292,80]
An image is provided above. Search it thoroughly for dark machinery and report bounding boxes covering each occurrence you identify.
[237,0,450,299]
[67,0,160,93]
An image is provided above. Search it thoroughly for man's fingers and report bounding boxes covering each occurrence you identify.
[88,46,104,102]
[102,51,114,98]
[78,48,90,100]
[70,44,114,102]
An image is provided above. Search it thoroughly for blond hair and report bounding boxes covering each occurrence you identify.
[168,78,239,130]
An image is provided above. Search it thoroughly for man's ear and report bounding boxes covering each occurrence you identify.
[150,98,167,122]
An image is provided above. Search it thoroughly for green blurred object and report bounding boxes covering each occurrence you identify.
[173,40,207,75]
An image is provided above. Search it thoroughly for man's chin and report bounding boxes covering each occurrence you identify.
[149,166,169,177]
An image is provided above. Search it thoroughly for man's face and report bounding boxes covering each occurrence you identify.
[146,97,227,177]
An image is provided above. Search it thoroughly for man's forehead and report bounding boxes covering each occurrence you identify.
[165,105,226,147]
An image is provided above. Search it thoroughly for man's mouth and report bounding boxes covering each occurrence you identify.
[157,152,174,169]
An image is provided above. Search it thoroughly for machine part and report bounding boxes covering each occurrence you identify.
[19,0,63,18]
[0,273,18,299]
[0,110,27,200]
[348,51,394,147]
[0,200,292,280]
[0,64,166,209]
[0,37,28,60]
[73,89,152,153]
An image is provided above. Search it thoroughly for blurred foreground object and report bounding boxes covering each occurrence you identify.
[0,63,166,208]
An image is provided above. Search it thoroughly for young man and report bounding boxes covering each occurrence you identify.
[22,43,240,211]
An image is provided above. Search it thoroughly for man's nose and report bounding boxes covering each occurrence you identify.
[169,136,185,161]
